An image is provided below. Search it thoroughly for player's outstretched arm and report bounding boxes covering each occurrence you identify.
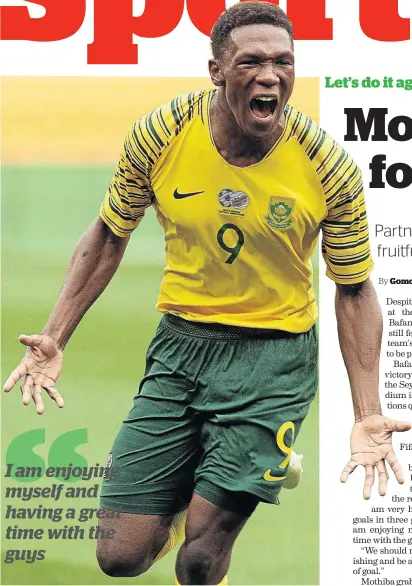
[335,278,411,498]
[3,217,129,414]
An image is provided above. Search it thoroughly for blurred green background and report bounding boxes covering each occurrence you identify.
[1,78,319,586]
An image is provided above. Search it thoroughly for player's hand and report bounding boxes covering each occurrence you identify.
[340,414,411,499]
[3,334,64,415]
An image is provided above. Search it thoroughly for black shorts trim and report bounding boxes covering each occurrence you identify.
[194,480,260,517]
[163,313,302,340]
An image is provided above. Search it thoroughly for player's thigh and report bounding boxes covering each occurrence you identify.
[100,392,199,515]
[100,340,203,515]
[97,368,199,574]
[195,326,318,505]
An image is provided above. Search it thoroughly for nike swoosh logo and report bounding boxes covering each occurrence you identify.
[173,188,205,200]
[263,470,287,482]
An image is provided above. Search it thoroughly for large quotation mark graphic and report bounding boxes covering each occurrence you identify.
[217,223,245,264]
[5,429,88,483]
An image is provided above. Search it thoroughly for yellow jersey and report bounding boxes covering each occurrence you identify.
[100,90,373,332]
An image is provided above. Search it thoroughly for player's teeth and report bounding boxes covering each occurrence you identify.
[256,97,274,101]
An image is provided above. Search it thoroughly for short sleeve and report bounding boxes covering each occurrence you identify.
[100,124,153,237]
[321,163,373,284]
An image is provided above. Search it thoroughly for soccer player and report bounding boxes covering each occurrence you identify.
[3,2,411,584]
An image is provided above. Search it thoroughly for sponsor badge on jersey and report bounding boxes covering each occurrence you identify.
[218,188,249,217]
[265,196,295,230]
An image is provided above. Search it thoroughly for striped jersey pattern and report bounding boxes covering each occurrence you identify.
[288,106,373,283]
[100,92,211,237]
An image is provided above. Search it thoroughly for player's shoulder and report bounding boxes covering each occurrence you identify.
[136,89,211,134]
[126,90,213,164]
[286,105,347,163]
[285,104,361,194]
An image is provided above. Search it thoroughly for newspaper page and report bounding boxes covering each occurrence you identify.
[1,1,411,585]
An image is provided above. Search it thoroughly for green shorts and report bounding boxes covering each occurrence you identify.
[100,314,318,516]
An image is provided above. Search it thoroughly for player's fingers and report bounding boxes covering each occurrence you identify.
[20,375,34,406]
[340,459,358,483]
[376,460,389,496]
[384,417,412,433]
[44,386,64,408]
[32,373,49,389]
[363,465,375,500]
[386,449,404,484]
[18,334,44,348]
[32,384,45,415]
[3,363,29,392]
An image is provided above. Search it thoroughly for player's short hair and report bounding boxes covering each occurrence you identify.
[211,1,294,59]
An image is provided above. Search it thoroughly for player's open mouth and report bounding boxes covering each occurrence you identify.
[250,96,278,120]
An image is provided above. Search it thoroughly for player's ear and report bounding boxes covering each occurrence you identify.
[209,59,224,87]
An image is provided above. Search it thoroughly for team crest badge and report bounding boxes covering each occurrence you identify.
[265,196,295,230]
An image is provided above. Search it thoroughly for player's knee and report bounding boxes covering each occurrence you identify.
[96,548,151,578]
[179,539,219,581]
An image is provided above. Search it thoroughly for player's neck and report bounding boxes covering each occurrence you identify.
[209,91,285,168]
